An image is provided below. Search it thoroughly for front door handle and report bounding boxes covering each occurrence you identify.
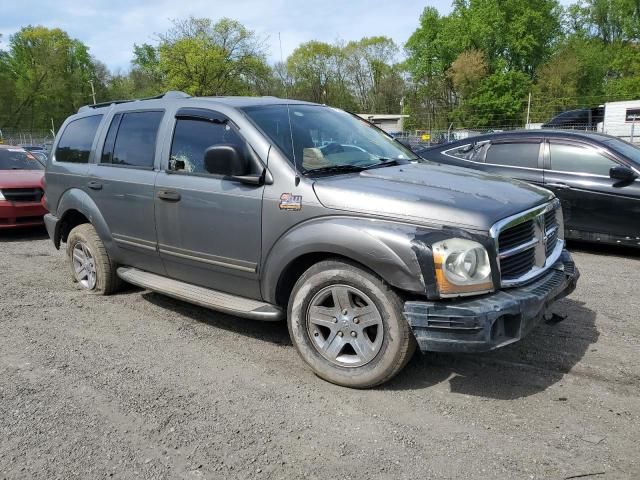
[157,190,181,202]
[87,181,103,190]
[546,182,570,190]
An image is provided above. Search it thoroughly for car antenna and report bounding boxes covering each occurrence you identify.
[280,32,300,186]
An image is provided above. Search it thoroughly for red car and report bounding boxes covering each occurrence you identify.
[0,145,47,229]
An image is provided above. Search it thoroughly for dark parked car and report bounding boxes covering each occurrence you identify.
[44,93,578,388]
[419,130,640,247]
[542,107,604,130]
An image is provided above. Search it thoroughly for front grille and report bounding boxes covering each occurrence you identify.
[498,220,534,251]
[494,201,563,286]
[1,188,43,203]
[544,209,558,257]
[500,248,535,280]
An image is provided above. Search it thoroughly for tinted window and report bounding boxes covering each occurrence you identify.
[55,115,103,163]
[549,143,617,176]
[169,118,244,174]
[485,142,540,168]
[100,114,122,164]
[603,138,640,167]
[0,148,43,171]
[625,108,640,122]
[110,111,163,168]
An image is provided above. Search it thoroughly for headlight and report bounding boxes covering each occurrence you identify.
[432,238,494,297]
[0,190,5,201]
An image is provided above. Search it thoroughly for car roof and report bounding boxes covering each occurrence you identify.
[432,129,622,149]
[77,91,320,114]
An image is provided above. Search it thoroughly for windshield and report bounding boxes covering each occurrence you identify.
[603,138,640,168]
[242,104,419,174]
[0,148,44,171]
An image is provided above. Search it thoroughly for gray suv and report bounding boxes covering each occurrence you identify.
[44,92,579,388]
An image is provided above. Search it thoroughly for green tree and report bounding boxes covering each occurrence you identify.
[0,26,98,130]
[287,41,341,105]
[567,0,640,43]
[152,17,270,96]
[343,36,401,112]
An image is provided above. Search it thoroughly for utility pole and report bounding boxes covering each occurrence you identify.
[525,92,532,129]
[89,79,97,105]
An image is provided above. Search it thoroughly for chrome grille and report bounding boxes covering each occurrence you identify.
[500,248,535,280]
[498,220,534,252]
[492,200,564,287]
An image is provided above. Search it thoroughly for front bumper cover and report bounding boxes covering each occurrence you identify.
[0,200,47,229]
[404,249,579,353]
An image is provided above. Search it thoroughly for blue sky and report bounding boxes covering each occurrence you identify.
[0,1,572,72]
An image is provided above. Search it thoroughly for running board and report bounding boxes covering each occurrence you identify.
[117,267,283,321]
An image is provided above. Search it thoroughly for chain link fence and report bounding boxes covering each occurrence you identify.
[0,129,55,148]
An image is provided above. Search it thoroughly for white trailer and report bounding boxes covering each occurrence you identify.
[598,100,640,144]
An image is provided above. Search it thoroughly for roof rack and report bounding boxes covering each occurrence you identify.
[78,91,191,113]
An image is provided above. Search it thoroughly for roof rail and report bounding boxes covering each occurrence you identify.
[78,91,191,113]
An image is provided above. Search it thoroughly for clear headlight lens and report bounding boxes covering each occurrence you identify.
[0,190,5,201]
[432,238,494,297]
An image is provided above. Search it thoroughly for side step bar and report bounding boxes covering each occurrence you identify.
[117,267,283,321]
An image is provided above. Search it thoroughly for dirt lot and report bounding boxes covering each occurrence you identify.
[1,227,639,480]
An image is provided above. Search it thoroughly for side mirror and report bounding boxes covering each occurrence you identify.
[609,165,637,182]
[204,144,249,177]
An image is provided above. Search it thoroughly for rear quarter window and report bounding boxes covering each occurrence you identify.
[55,115,103,164]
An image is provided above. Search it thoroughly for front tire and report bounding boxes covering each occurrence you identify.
[288,260,416,388]
[66,224,120,295]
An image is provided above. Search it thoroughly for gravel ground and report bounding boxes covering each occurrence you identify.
[1,227,639,480]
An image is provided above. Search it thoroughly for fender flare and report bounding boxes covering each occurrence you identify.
[260,217,436,304]
[55,188,116,253]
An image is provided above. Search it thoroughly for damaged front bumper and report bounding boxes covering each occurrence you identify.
[404,250,579,353]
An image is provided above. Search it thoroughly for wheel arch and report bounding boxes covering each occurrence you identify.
[262,217,429,306]
[52,188,115,253]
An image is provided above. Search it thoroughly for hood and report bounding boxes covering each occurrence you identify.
[0,170,44,189]
[312,162,553,231]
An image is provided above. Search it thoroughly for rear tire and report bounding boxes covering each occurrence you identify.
[67,224,120,295]
[287,260,416,388]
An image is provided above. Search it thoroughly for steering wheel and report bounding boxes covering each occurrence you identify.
[321,142,345,155]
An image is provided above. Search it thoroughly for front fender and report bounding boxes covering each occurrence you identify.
[56,188,115,253]
[261,217,437,303]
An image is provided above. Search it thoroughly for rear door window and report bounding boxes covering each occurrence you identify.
[485,141,540,168]
[549,143,617,176]
[107,111,163,168]
[55,115,103,163]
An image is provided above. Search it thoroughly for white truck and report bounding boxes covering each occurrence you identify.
[543,100,640,144]
[598,100,640,144]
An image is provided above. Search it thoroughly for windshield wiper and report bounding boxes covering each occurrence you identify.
[307,164,366,175]
[362,158,405,170]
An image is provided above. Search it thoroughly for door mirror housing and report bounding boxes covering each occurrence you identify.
[609,165,637,182]
[204,144,250,177]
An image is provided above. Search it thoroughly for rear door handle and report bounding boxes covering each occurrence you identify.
[87,181,103,190]
[546,183,570,190]
[157,190,181,202]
